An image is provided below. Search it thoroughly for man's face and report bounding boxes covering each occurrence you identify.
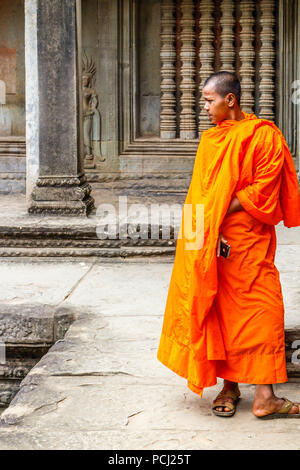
[82,75,90,86]
[202,82,232,124]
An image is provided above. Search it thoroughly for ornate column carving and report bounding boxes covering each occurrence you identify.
[179,0,196,139]
[25,0,94,216]
[239,0,255,113]
[220,0,235,73]
[259,0,276,120]
[160,0,177,139]
[198,0,215,133]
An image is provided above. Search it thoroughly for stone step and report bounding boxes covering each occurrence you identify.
[0,194,299,257]
[0,246,176,257]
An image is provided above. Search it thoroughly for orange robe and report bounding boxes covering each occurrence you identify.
[157,112,300,396]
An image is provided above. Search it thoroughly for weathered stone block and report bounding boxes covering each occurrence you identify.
[0,304,55,344]
[53,307,76,342]
[0,157,26,173]
[0,380,19,406]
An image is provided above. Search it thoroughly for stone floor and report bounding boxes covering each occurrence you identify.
[0,246,299,449]
[0,190,187,225]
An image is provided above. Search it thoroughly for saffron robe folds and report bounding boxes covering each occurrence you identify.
[157,112,300,396]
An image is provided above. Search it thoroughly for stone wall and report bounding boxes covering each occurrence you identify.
[137,0,161,137]
[0,0,298,196]
[0,0,25,194]
[0,0,25,137]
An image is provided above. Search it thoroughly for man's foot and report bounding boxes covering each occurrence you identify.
[253,396,300,417]
[212,380,241,414]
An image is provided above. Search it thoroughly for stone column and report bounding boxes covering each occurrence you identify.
[25,0,94,216]
[160,0,177,139]
[220,0,235,73]
[259,0,276,121]
[198,0,214,133]
[179,0,196,139]
[239,0,255,113]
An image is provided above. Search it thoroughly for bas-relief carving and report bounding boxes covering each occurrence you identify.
[82,51,105,169]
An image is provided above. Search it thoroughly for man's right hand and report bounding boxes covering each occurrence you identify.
[217,233,228,257]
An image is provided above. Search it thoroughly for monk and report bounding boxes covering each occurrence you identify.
[157,71,300,419]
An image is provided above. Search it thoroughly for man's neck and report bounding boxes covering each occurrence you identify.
[226,108,245,121]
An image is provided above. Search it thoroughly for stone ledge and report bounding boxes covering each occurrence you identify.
[0,304,75,344]
[0,304,77,407]
[0,246,176,258]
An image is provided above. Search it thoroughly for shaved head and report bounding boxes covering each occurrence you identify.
[203,72,241,106]
[202,71,245,124]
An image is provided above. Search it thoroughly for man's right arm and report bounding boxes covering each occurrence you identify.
[235,128,284,226]
[226,195,244,215]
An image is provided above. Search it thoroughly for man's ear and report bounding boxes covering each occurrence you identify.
[226,93,235,108]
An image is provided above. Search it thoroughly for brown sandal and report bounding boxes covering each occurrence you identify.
[256,398,300,420]
[212,389,241,417]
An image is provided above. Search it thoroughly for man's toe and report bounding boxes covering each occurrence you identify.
[216,406,231,412]
[289,404,300,414]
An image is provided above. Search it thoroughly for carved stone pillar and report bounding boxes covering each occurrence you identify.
[198,0,214,133]
[259,0,276,121]
[25,0,94,216]
[220,0,235,73]
[160,0,177,139]
[179,0,196,139]
[239,0,255,113]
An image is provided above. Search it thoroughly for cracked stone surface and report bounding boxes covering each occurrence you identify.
[0,247,299,449]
